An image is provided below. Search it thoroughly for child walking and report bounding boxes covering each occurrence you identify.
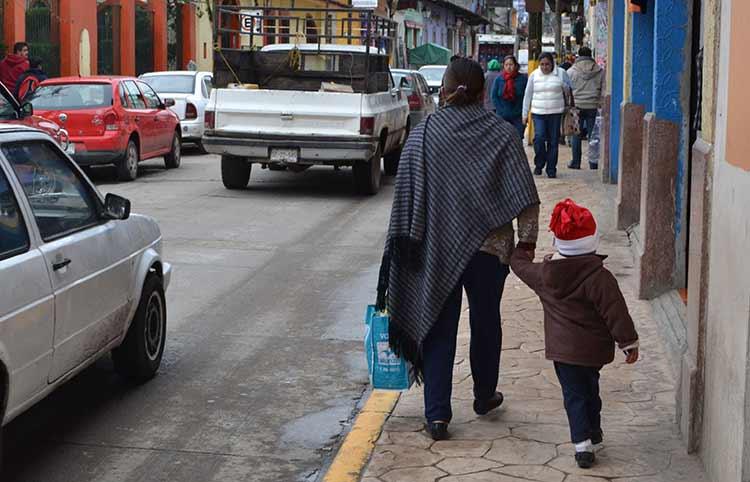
[510,198,639,469]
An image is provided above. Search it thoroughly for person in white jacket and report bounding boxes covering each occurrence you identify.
[522,52,569,178]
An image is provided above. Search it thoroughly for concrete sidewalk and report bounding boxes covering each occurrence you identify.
[360,159,709,482]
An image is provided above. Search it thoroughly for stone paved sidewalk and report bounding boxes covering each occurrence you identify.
[361,158,709,482]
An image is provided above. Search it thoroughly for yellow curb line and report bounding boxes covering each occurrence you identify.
[323,390,401,482]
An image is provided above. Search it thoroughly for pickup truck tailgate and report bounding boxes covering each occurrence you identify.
[212,89,363,137]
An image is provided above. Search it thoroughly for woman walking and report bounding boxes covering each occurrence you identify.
[522,52,568,178]
[491,55,528,138]
[483,59,502,112]
[377,59,540,441]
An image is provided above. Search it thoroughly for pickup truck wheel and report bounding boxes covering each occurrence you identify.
[353,145,382,195]
[221,155,251,189]
[164,133,181,169]
[117,140,139,182]
[112,274,166,383]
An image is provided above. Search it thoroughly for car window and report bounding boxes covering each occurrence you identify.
[140,75,194,94]
[417,75,430,95]
[28,83,113,110]
[0,167,29,259]
[118,83,130,108]
[4,141,100,242]
[123,81,147,109]
[0,90,18,120]
[418,67,446,83]
[137,82,162,109]
[202,77,212,98]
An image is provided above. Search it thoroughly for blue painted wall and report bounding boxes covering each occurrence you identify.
[608,0,625,183]
[652,0,690,237]
[631,10,654,110]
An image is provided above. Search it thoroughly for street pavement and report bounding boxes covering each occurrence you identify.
[2,149,392,481]
[361,151,710,482]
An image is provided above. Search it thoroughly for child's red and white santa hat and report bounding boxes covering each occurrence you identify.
[549,198,599,256]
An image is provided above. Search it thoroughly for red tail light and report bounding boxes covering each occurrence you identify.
[185,103,198,120]
[407,92,422,110]
[360,117,375,135]
[104,112,119,131]
[205,110,215,130]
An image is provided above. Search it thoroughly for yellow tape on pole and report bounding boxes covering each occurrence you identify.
[526,59,540,145]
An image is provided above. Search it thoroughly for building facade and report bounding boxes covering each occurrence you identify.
[0,0,202,77]
[600,1,750,481]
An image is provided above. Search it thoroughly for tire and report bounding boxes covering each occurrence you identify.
[353,144,382,195]
[221,155,251,189]
[112,274,166,383]
[196,140,209,155]
[164,132,181,169]
[117,139,139,182]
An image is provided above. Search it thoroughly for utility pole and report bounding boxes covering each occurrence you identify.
[528,12,542,62]
[554,0,562,59]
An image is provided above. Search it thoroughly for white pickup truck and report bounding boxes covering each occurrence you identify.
[203,44,410,195]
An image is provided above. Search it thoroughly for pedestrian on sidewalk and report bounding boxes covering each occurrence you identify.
[15,57,47,101]
[567,47,605,170]
[0,42,30,94]
[377,58,540,442]
[510,198,640,470]
[483,59,502,113]
[491,55,528,139]
[522,52,569,178]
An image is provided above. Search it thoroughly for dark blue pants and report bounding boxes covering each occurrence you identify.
[571,108,599,167]
[554,362,603,444]
[532,113,563,176]
[422,252,510,423]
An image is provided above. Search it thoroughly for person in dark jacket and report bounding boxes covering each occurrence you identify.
[491,55,527,138]
[483,59,502,112]
[510,198,639,470]
[0,42,30,93]
[15,57,47,101]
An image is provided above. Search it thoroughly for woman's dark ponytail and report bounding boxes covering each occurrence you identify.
[443,58,484,107]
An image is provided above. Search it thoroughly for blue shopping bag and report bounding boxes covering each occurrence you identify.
[364,305,415,391]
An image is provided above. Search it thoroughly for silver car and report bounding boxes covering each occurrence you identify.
[391,69,436,127]
[0,125,171,462]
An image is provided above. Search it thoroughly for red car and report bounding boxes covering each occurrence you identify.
[27,76,182,181]
[0,81,69,147]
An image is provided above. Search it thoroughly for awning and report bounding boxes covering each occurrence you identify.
[427,0,490,25]
[408,43,452,67]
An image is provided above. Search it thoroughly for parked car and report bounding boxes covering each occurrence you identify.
[390,69,436,128]
[26,77,182,182]
[0,125,171,462]
[0,82,69,150]
[140,71,213,153]
[418,65,448,107]
[204,40,409,193]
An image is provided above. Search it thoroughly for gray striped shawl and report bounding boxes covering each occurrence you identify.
[378,103,539,377]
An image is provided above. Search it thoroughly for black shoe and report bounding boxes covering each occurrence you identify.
[547,172,557,179]
[473,392,504,415]
[592,430,604,445]
[575,451,596,469]
[589,162,598,170]
[424,422,449,441]
[567,162,581,170]
[533,167,543,176]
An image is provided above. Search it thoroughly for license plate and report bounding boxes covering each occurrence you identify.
[270,148,298,163]
[65,143,76,155]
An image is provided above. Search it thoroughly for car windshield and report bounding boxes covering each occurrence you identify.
[419,67,446,82]
[28,84,113,110]
[141,75,195,94]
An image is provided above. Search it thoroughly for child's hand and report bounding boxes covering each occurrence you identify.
[625,348,639,364]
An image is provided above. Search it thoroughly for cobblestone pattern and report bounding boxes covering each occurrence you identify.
[362,153,709,482]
